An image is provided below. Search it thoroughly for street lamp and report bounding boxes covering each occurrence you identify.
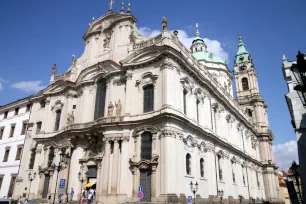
[78,168,88,203]
[28,171,36,199]
[189,181,199,204]
[218,189,224,203]
[291,51,306,106]
[52,150,70,204]
[238,194,243,203]
[289,161,303,203]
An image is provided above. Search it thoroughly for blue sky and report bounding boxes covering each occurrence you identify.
[0,0,306,169]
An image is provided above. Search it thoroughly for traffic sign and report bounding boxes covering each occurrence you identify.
[137,191,144,199]
[188,196,192,204]
[59,179,66,194]
[138,186,143,192]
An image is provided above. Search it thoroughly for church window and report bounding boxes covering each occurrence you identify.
[36,122,42,134]
[196,99,200,123]
[54,110,61,131]
[141,132,152,160]
[143,85,154,113]
[200,158,204,177]
[195,48,198,52]
[29,149,36,169]
[242,78,249,90]
[186,153,191,175]
[247,109,252,117]
[15,146,23,160]
[218,155,223,180]
[94,79,107,119]
[48,147,55,167]
[183,89,188,115]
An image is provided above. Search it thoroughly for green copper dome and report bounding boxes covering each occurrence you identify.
[234,35,251,64]
[192,51,226,64]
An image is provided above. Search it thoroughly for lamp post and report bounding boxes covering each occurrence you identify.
[238,194,243,203]
[189,181,199,204]
[28,171,36,200]
[218,189,224,203]
[78,168,88,203]
[291,51,306,106]
[52,150,69,204]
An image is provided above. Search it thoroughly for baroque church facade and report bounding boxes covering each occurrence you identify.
[13,3,281,204]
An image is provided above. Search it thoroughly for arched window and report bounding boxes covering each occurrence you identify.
[141,132,152,160]
[232,162,236,183]
[200,158,204,177]
[256,172,260,188]
[186,153,191,175]
[48,147,55,167]
[54,110,61,131]
[196,99,200,122]
[183,89,188,115]
[143,85,154,113]
[94,79,107,119]
[242,78,249,90]
[218,155,223,180]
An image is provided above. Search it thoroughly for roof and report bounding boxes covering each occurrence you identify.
[235,35,251,65]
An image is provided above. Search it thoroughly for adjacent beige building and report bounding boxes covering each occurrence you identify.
[12,3,281,204]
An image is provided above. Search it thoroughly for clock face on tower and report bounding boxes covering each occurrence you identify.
[239,66,246,71]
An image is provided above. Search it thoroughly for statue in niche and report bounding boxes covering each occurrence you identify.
[115,100,122,116]
[103,33,111,48]
[107,102,114,117]
[162,16,168,31]
[67,111,75,125]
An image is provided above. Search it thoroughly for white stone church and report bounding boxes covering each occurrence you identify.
[12,2,281,204]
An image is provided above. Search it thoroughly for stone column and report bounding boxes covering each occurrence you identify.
[111,139,119,194]
[151,166,157,198]
[48,172,54,197]
[102,140,111,195]
[95,160,102,197]
[38,173,45,196]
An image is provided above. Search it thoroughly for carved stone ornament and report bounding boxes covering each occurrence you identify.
[125,72,133,80]
[129,155,159,170]
[162,16,168,31]
[129,29,136,44]
[107,102,114,117]
[66,111,75,125]
[135,72,158,88]
[161,57,178,70]
[103,33,111,48]
[180,77,194,93]
[51,100,64,112]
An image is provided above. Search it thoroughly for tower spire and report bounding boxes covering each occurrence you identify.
[120,2,124,14]
[235,33,251,64]
[126,3,131,14]
[195,23,200,37]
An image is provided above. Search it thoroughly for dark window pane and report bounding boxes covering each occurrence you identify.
[186,154,191,175]
[183,89,188,115]
[29,150,36,169]
[54,110,61,131]
[141,132,152,160]
[242,78,249,90]
[94,79,107,119]
[143,85,154,113]
[200,158,204,177]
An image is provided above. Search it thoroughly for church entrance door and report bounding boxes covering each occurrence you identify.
[42,175,50,198]
[140,169,152,202]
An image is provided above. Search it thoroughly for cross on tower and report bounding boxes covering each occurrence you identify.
[109,0,115,11]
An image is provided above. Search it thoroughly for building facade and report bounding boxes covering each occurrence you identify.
[0,98,31,198]
[282,54,306,203]
[12,4,281,204]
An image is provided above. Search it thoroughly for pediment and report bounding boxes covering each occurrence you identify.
[44,81,73,95]
[120,46,164,67]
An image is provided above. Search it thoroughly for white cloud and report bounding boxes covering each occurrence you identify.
[138,27,229,62]
[10,80,46,93]
[0,77,7,92]
[273,140,299,171]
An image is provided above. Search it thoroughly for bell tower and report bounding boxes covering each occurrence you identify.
[233,34,282,203]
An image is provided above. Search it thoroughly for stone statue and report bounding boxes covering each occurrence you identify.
[115,100,122,116]
[72,55,76,65]
[103,34,111,48]
[162,16,168,31]
[52,64,57,75]
[129,30,136,44]
[107,102,114,117]
[67,111,75,125]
